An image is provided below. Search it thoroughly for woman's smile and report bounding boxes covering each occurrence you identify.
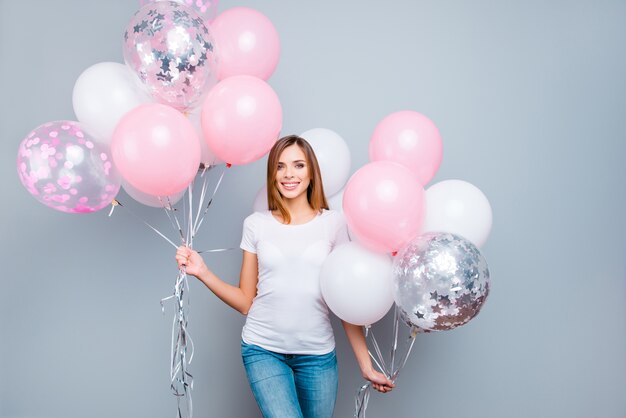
[280,181,300,191]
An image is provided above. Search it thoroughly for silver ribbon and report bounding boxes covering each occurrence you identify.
[110,163,231,418]
[354,305,419,418]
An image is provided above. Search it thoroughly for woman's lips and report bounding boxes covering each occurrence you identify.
[281,182,300,191]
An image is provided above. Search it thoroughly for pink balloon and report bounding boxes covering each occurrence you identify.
[343,161,425,254]
[111,103,201,196]
[17,121,121,214]
[369,111,443,185]
[212,7,280,80]
[201,75,282,165]
[187,108,223,167]
[122,180,186,208]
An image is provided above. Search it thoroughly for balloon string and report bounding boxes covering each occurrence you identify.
[160,170,204,418]
[390,305,400,373]
[110,199,178,249]
[197,247,236,254]
[187,181,194,246]
[108,200,118,216]
[181,186,189,243]
[354,382,371,418]
[367,350,387,380]
[193,166,225,236]
[390,328,418,382]
[354,312,419,418]
[156,195,175,211]
[193,164,227,236]
[362,326,387,378]
[367,328,390,377]
[161,195,185,243]
[163,268,194,418]
[391,337,416,382]
[192,171,210,235]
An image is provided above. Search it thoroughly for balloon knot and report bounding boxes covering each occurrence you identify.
[108,199,120,217]
[391,251,398,256]
[226,163,232,168]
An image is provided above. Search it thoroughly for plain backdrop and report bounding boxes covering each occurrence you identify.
[1,1,625,417]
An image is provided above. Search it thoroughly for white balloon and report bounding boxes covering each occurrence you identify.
[122,180,185,208]
[320,242,394,326]
[300,128,351,196]
[187,108,223,166]
[422,179,493,248]
[72,62,151,143]
[253,185,268,212]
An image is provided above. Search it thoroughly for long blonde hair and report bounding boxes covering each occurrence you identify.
[266,135,328,224]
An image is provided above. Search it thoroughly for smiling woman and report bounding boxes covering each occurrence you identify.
[6,0,626,417]
[176,135,394,417]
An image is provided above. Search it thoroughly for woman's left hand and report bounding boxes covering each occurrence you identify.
[362,367,395,393]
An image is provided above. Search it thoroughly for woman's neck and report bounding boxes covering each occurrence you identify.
[274,194,318,224]
[284,194,313,214]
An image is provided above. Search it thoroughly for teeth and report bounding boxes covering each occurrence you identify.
[282,182,299,189]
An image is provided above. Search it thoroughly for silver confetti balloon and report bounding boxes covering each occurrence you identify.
[123,1,218,110]
[392,232,490,331]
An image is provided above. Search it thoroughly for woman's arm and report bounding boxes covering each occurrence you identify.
[342,321,395,393]
[176,246,258,315]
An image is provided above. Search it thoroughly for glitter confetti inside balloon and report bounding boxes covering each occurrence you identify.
[392,232,490,331]
[139,0,220,23]
[123,1,218,111]
[16,121,121,214]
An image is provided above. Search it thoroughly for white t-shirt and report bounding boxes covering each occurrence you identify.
[239,209,350,355]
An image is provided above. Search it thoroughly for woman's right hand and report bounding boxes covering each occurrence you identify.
[176,246,208,278]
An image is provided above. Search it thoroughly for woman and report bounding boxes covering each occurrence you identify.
[176,135,394,418]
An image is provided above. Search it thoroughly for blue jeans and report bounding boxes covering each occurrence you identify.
[241,340,338,418]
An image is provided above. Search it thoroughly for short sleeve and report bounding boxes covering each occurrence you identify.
[240,215,257,253]
[331,211,351,248]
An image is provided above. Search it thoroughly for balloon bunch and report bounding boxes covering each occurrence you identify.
[311,111,493,416]
[17,1,493,416]
[17,2,283,417]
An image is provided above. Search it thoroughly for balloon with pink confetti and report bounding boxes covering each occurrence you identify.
[16,121,121,214]
[139,0,219,23]
[124,1,218,111]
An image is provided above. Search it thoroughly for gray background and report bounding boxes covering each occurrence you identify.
[1,0,625,417]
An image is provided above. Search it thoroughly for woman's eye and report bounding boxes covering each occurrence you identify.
[296,164,305,169]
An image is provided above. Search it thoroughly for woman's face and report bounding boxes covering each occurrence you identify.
[275,144,310,199]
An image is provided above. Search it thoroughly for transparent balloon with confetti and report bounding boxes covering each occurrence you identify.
[139,0,219,23]
[16,121,121,214]
[124,1,219,111]
[393,232,490,331]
